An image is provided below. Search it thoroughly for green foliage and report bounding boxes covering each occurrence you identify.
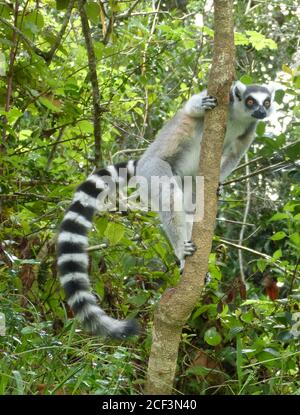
[0,0,299,395]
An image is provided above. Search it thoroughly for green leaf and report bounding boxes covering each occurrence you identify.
[257,259,267,272]
[269,212,289,222]
[275,89,285,104]
[272,249,282,260]
[204,327,222,346]
[289,232,300,248]
[270,231,287,241]
[85,2,100,24]
[78,120,93,133]
[239,75,253,85]
[128,292,149,307]
[282,64,293,75]
[256,121,266,136]
[56,0,70,10]
[39,97,62,113]
[245,31,277,51]
[104,222,125,245]
[285,142,300,161]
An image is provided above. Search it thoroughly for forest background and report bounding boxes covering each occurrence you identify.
[0,0,299,395]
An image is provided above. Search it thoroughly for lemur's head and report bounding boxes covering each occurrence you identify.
[231,81,275,121]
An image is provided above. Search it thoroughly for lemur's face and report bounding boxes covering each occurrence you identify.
[233,83,274,120]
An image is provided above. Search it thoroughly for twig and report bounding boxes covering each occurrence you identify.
[2,2,19,146]
[115,0,142,19]
[0,16,46,59]
[0,193,60,202]
[238,154,251,283]
[10,135,88,156]
[78,0,103,167]
[219,238,292,275]
[86,243,108,252]
[233,139,300,173]
[111,148,145,161]
[288,257,300,296]
[140,1,161,137]
[217,218,254,227]
[45,0,75,64]
[222,160,288,185]
[45,127,66,171]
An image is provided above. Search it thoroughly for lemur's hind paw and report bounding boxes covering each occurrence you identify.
[201,96,217,110]
[184,240,197,256]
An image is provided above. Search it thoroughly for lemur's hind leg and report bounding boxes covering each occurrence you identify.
[137,158,194,270]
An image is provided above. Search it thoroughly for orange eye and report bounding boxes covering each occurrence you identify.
[264,100,270,108]
[247,99,254,106]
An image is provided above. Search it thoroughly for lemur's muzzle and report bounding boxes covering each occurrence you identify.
[252,106,267,119]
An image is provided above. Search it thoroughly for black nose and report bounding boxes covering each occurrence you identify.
[252,106,267,119]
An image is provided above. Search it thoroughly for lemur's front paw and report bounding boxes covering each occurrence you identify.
[184,240,197,256]
[201,96,217,110]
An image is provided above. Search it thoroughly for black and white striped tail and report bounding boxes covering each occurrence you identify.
[57,160,139,339]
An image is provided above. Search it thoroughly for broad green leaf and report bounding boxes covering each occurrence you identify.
[85,2,100,24]
[104,222,125,245]
[272,249,282,260]
[204,327,222,346]
[269,212,289,222]
[270,231,286,241]
[257,259,267,272]
[78,120,93,134]
[39,97,62,113]
[245,31,277,51]
[289,232,300,248]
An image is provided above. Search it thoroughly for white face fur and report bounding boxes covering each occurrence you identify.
[231,81,275,122]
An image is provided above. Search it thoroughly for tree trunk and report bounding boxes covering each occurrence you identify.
[145,0,235,395]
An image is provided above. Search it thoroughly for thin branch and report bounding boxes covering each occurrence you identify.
[10,135,88,156]
[238,154,251,283]
[219,238,292,275]
[217,218,255,227]
[111,148,145,161]
[115,0,142,19]
[2,1,19,146]
[45,0,75,64]
[288,256,300,296]
[140,1,161,137]
[222,160,288,185]
[116,10,168,19]
[78,0,102,167]
[233,139,300,173]
[0,193,60,202]
[86,243,108,252]
[45,126,66,171]
[0,16,47,59]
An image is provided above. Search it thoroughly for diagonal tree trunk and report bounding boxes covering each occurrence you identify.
[145,0,235,395]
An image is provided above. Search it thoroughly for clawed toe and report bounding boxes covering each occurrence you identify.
[184,240,197,256]
[202,96,217,110]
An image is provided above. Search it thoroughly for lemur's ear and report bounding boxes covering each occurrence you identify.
[233,80,247,101]
[264,82,276,99]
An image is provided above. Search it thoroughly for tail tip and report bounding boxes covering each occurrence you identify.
[116,318,140,339]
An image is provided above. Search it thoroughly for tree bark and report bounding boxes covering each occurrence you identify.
[78,0,103,167]
[145,0,235,395]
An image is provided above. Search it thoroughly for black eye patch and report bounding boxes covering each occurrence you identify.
[263,98,271,108]
[245,96,257,108]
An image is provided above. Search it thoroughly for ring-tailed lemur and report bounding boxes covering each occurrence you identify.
[57,81,275,339]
